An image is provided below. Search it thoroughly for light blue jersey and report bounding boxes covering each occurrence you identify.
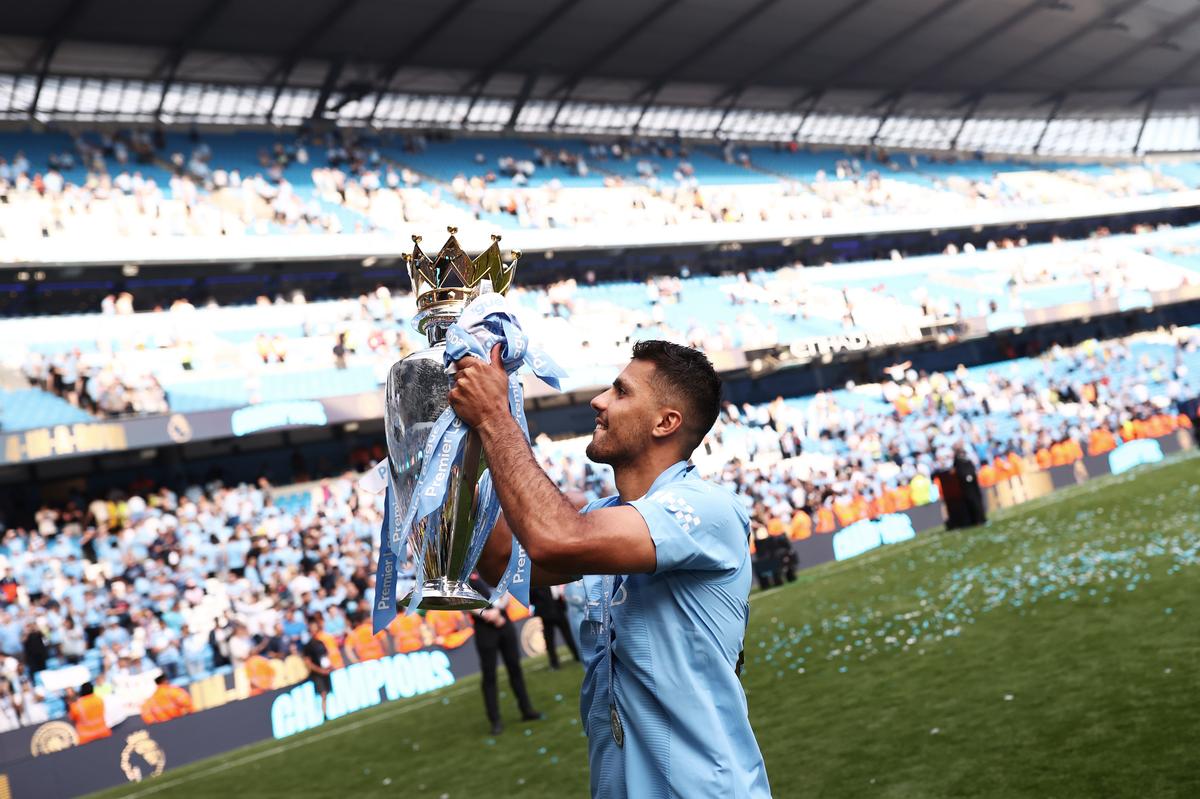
[577,461,771,798]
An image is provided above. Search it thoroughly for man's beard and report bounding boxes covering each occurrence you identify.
[586,427,635,468]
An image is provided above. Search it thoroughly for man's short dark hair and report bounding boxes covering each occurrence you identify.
[631,340,722,455]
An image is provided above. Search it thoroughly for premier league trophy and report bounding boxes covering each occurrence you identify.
[384,228,518,611]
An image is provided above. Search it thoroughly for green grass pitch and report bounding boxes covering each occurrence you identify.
[93,452,1199,798]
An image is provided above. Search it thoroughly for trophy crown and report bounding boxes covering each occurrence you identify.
[408,228,519,334]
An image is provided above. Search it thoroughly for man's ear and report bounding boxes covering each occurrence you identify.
[651,407,684,440]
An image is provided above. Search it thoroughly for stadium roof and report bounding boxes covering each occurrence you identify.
[7,0,1200,107]
[7,0,1200,154]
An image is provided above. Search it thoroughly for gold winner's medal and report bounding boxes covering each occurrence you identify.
[610,703,625,748]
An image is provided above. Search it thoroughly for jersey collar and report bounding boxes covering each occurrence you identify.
[639,460,693,500]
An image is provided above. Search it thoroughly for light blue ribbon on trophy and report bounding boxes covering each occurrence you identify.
[372,293,566,628]
[371,483,399,634]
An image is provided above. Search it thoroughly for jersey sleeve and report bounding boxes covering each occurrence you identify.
[630,482,748,575]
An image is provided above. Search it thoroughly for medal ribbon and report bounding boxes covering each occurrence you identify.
[599,460,692,745]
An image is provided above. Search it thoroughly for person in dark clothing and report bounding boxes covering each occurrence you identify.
[954,447,988,527]
[22,624,49,676]
[468,574,542,735]
[529,585,580,670]
[301,615,333,720]
[751,529,782,590]
[767,532,796,583]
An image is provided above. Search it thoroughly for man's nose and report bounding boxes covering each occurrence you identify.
[590,391,607,413]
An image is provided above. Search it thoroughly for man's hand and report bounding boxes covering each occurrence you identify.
[480,608,506,627]
[448,343,511,430]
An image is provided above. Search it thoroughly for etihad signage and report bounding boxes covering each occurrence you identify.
[230,400,328,437]
[789,325,926,361]
[3,422,129,463]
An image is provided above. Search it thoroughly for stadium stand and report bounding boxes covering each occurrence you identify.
[1,325,1196,730]
[2,222,1197,431]
[3,131,1198,241]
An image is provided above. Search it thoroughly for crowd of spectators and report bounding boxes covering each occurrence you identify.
[1,325,1194,729]
[438,137,1194,230]
[20,349,169,419]
[3,131,1196,244]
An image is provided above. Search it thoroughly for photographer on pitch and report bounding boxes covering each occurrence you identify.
[450,340,770,798]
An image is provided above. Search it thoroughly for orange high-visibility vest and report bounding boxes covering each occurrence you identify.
[1088,429,1116,456]
[346,624,387,662]
[994,457,1014,483]
[388,613,425,654]
[1049,443,1069,467]
[246,654,275,695]
[428,611,473,649]
[1036,448,1053,470]
[789,511,812,540]
[833,499,858,527]
[1007,452,1025,476]
[1065,439,1083,463]
[892,485,914,511]
[866,497,884,519]
[141,684,193,724]
[815,507,836,534]
[1179,414,1194,430]
[69,694,111,744]
[978,464,997,488]
[316,631,345,670]
[507,600,530,622]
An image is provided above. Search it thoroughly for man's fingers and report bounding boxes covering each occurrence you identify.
[454,354,486,371]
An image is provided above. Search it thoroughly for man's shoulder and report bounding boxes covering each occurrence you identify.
[643,475,748,526]
[579,495,621,515]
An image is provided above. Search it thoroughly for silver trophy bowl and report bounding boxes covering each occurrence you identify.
[384,328,490,611]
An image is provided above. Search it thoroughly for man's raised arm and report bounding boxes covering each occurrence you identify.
[449,347,656,577]
[476,495,587,588]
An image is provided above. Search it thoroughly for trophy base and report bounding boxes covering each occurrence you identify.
[400,579,490,611]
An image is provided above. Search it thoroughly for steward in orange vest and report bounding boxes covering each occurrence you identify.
[315,628,346,670]
[1035,447,1053,470]
[69,682,111,744]
[345,614,388,663]
[388,612,426,654]
[815,505,836,534]
[788,510,812,540]
[428,611,474,649]
[141,675,194,724]
[1087,428,1117,457]
[246,653,276,696]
